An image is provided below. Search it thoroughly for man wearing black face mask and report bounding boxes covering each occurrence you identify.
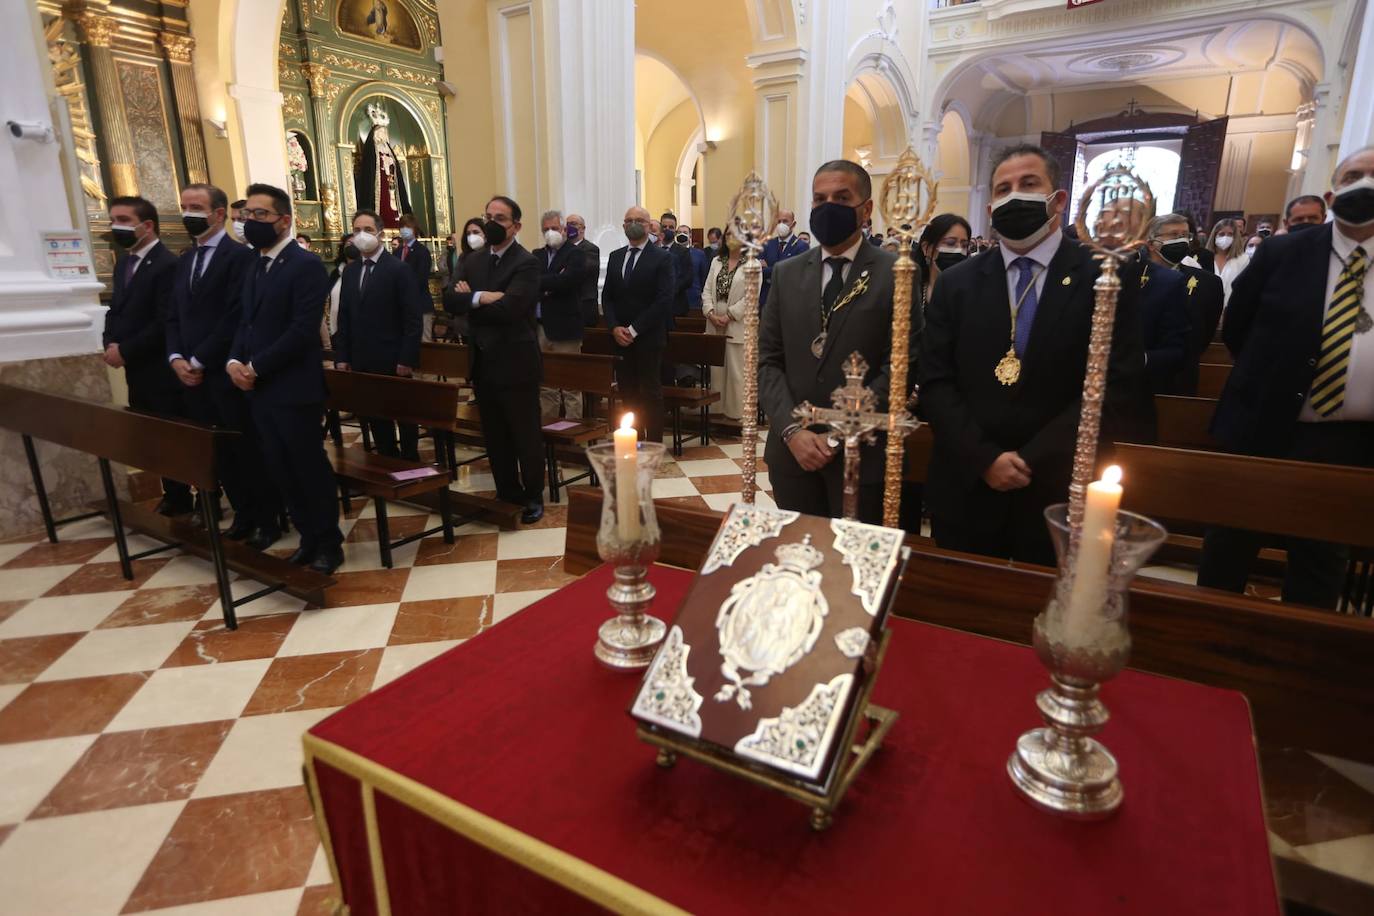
[1144,213,1222,396]
[918,144,1146,565]
[227,183,343,574]
[1283,195,1327,233]
[759,159,917,523]
[104,195,193,516]
[1203,146,1374,610]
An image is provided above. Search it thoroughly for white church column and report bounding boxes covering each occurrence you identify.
[227,0,288,191]
[1338,0,1374,160]
[966,130,996,235]
[1301,82,1342,197]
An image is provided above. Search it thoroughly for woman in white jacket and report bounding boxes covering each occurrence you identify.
[702,231,748,420]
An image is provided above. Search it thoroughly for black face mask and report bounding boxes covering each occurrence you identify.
[1158,240,1191,264]
[809,201,862,248]
[1286,222,1320,234]
[483,219,508,246]
[181,214,210,238]
[1257,228,1272,237]
[242,218,280,250]
[1331,179,1374,227]
[934,251,966,271]
[990,194,1053,243]
[111,225,139,248]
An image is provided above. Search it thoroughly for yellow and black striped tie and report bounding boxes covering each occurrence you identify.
[1310,246,1369,417]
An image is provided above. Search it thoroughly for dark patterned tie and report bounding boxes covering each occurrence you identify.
[190,244,209,294]
[124,254,140,288]
[624,247,639,280]
[360,259,374,295]
[821,256,847,317]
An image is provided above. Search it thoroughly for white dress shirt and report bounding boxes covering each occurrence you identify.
[999,229,1064,310]
[1299,227,1374,422]
[1218,252,1249,308]
[819,237,865,293]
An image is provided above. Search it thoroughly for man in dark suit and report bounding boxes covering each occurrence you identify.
[1144,213,1223,395]
[1120,257,1190,396]
[1202,146,1374,609]
[442,195,546,524]
[602,206,675,443]
[536,210,591,418]
[334,208,425,460]
[396,213,432,292]
[760,208,810,306]
[918,144,1146,565]
[660,212,693,321]
[565,213,601,327]
[104,195,192,516]
[166,183,282,547]
[760,161,918,524]
[227,183,343,574]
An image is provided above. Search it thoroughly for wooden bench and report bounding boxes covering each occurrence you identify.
[675,316,706,334]
[1153,395,1218,450]
[0,382,333,627]
[418,340,471,383]
[1196,362,1231,399]
[539,351,618,501]
[663,331,726,454]
[323,369,458,567]
[1204,341,1233,365]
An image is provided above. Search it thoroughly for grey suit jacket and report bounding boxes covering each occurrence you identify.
[759,240,920,483]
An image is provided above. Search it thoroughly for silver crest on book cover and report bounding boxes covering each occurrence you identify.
[631,625,703,737]
[701,504,800,575]
[831,519,905,616]
[735,673,856,779]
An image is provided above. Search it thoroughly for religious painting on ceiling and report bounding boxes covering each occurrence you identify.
[337,0,423,52]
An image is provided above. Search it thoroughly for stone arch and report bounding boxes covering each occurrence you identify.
[223,0,289,190]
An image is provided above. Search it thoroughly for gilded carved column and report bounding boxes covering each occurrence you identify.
[76,12,138,196]
[160,33,209,185]
[301,63,341,236]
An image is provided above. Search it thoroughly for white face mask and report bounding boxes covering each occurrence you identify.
[1214,235,1233,251]
[466,232,486,251]
[231,220,245,239]
[399,227,415,242]
[352,230,380,254]
[775,222,792,238]
[1245,244,1259,257]
[544,228,565,249]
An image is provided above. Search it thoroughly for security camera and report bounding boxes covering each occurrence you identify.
[7,120,54,143]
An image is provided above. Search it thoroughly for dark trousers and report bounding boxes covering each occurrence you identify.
[475,381,544,504]
[250,400,342,549]
[931,502,1055,567]
[771,465,882,525]
[183,377,283,528]
[357,368,418,460]
[617,341,664,443]
[127,376,192,505]
[1198,421,1374,610]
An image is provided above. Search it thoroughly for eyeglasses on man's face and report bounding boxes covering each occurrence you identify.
[240,208,280,221]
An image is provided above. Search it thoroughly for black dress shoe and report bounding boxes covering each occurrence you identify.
[155,497,194,517]
[308,545,344,575]
[521,501,545,525]
[223,518,255,540]
[245,526,282,551]
[287,544,317,566]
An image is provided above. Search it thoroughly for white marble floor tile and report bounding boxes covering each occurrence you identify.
[275,604,399,657]
[0,734,99,823]
[0,590,128,638]
[305,844,331,886]
[496,527,567,560]
[137,888,307,916]
[89,535,173,564]
[51,516,120,539]
[491,589,557,626]
[206,580,307,622]
[0,800,185,916]
[356,500,429,519]
[141,555,223,590]
[454,472,497,494]
[1311,753,1374,796]
[402,561,497,602]
[702,492,742,513]
[0,542,36,566]
[650,476,699,499]
[0,565,83,601]
[454,519,499,536]
[35,621,197,682]
[192,707,339,799]
[106,659,274,732]
[372,641,462,690]
[1293,833,1374,885]
[0,684,25,714]
[676,458,744,477]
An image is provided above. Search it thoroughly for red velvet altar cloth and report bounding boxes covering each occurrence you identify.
[306,564,1278,915]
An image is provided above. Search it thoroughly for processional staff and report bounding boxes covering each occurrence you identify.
[728,172,778,505]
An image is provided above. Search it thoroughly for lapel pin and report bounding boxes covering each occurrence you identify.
[861,269,869,278]
[1061,275,1071,286]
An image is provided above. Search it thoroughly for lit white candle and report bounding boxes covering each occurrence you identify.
[614,413,640,544]
[1066,465,1123,641]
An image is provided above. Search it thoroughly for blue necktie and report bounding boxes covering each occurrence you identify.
[1012,257,1039,357]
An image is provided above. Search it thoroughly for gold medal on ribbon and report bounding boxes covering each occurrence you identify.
[995,349,1021,386]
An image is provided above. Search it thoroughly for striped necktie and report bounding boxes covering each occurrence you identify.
[1310,245,1369,417]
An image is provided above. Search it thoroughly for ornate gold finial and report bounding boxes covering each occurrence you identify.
[727,170,779,257]
[159,33,195,64]
[728,170,778,505]
[878,147,939,246]
[301,63,331,99]
[77,13,119,48]
[1073,165,1156,261]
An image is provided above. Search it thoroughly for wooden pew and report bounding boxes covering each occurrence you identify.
[418,340,471,382]
[563,487,1374,764]
[663,331,726,454]
[676,316,707,334]
[539,352,618,501]
[0,382,333,627]
[1204,341,1233,365]
[1153,395,1218,450]
[1196,362,1231,399]
[322,369,458,566]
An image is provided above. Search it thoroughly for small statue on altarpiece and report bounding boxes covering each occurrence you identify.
[353,102,412,228]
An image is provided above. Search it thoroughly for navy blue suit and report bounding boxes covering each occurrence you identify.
[536,242,591,342]
[167,234,280,526]
[229,240,341,549]
[687,246,710,310]
[760,233,809,306]
[106,239,189,503]
[603,243,675,442]
[1124,260,1190,395]
[398,239,432,296]
[335,251,425,458]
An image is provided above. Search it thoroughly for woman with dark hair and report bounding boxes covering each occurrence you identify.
[460,217,486,254]
[916,213,973,306]
[323,232,358,348]
[436,218,487,343]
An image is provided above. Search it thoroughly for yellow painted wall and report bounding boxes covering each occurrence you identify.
[937,109,971,218]
[644,99,699,220]
[437,0,499,235]
[187,0,249,195]
[1244,129,1300,217]
[842,95,873,163]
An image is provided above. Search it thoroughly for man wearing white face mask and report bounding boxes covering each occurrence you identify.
[1203,146,1374,610]
[536,209,591,418]
[760,209,809,307]
[395,213,432,294]
[918,143,1147,565]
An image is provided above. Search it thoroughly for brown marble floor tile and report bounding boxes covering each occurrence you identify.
[99,585,221,628]
[0,600,29,626]
[389,596,490,645]
[43,558,171,597]
[121,785,319,912]
[0,824,13,848]
[298,884,340,915]
[242,649,382,716]
[679,445,729,461]
[413,533,497,565]
[654,462,686,479]
[692,473,744,494]
[346,515,432,544]
[0,632,83,684]
[2,538,114,569]
[32,720,233,817]
[0,531,43,545]
[315,568,410,609]
[0,673,149,743]
[495,557,577,593]
[655,496,713,512]
[1261,747,1374,847]
[162,615,298,667]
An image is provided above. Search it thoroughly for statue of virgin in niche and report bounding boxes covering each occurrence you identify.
[353,102,411,228]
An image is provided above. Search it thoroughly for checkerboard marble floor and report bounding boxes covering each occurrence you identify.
[1,432,1370,913]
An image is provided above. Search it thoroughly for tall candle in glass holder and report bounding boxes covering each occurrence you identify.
[1065,465,1123,640]
[614,413,641,543]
